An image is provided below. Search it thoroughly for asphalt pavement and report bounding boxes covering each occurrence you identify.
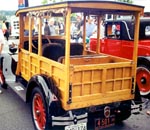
[0,88,35,130]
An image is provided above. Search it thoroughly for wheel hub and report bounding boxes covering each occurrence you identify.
[141,77,146,84]
[36,110,40,115]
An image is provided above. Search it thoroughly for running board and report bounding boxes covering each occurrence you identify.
[7,81,26,102]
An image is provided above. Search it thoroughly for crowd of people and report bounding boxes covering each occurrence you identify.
[24,13,104,45]
[44,18,64,36]
[70,13,105,43]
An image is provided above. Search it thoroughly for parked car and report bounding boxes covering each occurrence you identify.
[90,17,150,98]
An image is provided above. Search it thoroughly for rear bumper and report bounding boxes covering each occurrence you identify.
[52,111,88,126]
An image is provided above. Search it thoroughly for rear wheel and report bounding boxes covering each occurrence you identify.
[136,65,150,96]
[31,87,49,130]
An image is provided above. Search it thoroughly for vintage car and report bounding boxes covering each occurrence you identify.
[0,0,144,130]
[90,17,150,98]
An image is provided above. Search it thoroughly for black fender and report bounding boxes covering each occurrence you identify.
[0,53,16,80]
[137,56,150,68]
[26,74,61,107]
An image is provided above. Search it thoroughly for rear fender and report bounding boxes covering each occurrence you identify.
[26,74,60,106]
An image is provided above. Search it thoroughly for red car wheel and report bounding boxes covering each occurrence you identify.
[136,66,150,96]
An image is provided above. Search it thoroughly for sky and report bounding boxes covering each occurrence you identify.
[0,0,149,12]
[133,0,150,12]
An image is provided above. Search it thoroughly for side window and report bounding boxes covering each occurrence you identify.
[106,22,120,39]
[145,26,150,36]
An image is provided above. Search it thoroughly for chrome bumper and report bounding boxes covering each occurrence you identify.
[52,111,88,126]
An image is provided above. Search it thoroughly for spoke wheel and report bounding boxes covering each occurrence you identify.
[136,66,150,95]
[31,88,47,130]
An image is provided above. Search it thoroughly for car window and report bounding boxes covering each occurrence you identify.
[145,26,150,36]
[105,22,120,39]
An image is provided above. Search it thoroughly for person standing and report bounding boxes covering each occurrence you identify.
[2,21,7,36]
[0,28,5,93]
[76,13,84,39]
[44,18,56,36]
[86,16,96,38]
[44,21,50,35]
[49,18,56,36]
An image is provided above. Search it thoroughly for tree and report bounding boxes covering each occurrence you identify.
[0,15,6,21]
[41,0,65,4]
[42,0,48,4]
[116,0,133,4]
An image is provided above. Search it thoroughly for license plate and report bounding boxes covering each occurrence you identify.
[95,115,115,130]
[65,122,87,130]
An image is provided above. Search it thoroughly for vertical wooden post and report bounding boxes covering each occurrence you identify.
[28,16,32,78]
[65,7,71,103]
[96,16,101,54]
[83,13,86,53]
[38,17,42,56]
[16,14,24,75]
[29,16,32,52]
[133,12,140,62]
[132,12,140,93]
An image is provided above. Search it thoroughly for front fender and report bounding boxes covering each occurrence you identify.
[137,56,150,67]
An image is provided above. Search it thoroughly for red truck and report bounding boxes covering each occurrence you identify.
[90,18,150,98]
